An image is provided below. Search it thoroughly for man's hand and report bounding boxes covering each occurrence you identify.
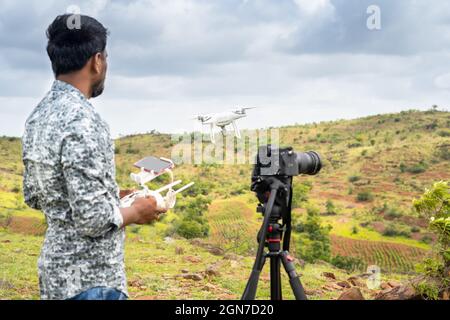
[120,196,167,227]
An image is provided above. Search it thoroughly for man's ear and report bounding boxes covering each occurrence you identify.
[91,53,103,74]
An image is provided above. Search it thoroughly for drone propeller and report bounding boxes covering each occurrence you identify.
[232,107,256,115]
[190,115,212,122]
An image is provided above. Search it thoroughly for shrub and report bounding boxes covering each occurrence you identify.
[348,175,361,183]
[437,130,450,137]
[325,200,337,215]
[294,205,332,263]
[382,224,411,238]
[291,182,311,209]
[435,145,450,161]
[357,191,374,202]
[385,207,403,219]
[413,182,449,299]
[406,162,428,174]
[172,195,211,239]
[330,254,365,272]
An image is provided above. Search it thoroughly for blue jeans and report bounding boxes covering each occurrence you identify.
[68,287,128,300]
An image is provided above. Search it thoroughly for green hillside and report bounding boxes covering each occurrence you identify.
[0,109,449,299]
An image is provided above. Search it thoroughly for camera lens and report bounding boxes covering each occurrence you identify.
[296,151,322,175]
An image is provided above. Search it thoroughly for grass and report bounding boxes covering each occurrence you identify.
[0,228,413,300]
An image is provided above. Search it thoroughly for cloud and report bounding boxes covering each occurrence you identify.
[0,0,449,137]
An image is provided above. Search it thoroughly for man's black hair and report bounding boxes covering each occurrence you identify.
[46,14,108,76]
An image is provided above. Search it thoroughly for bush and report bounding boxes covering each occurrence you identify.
[294,205,332,263]
[325,200,337,215]
[291,182,311,209]
[382,224,411,238]
[437,129,450,137]
[348,175,361,183]
[406,162,428,174]
[171,195,211,239]
[330,254,365,272]
[175,220,209,239]
[413,182,449,295]
[385,207,403,219]
[356,191,374,202]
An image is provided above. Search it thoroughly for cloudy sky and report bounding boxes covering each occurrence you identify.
[1,0,450,137]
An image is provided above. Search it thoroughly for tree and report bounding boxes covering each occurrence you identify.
[325,200,337,215]
[171,195,211,239]
[294,205,332,263]
[413,181,449,299]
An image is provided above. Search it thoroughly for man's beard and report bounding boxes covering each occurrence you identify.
[91,79,105,98]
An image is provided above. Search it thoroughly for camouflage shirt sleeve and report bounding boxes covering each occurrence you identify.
[61,119,123,238]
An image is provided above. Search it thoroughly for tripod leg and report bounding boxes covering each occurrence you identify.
[241,257,266,300]
[270,256,282,300]
[280,251,307,300]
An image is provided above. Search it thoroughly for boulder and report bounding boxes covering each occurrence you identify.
[380,282,391,290]
[375,284,421,300]
[347,276,365,287]
[322,272,336,280]
[181,273,204,281]
[205,264,221,277]
[338,287,365,300]
[337,281,351,288]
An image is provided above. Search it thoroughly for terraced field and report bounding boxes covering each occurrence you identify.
[330,235,428,273]
[206,199,260,254]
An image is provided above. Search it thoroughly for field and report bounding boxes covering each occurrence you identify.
[0,109,449,299]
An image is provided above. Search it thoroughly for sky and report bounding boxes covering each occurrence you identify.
[1,0,450,137]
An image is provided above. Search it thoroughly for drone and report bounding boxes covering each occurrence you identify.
[192,107,255,143]
[120,156,194,211]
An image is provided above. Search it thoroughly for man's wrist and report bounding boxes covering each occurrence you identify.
[120,206,138,227]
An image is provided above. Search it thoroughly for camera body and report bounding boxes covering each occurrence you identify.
[253,145,322,177]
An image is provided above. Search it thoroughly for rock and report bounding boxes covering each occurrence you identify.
[387,280,401,288]
[338,287,365,300]
[203,283,217,291]
[375,284,421,300]
[183,255,202,263]
[205,264,221,277]
[181,269,189,274]
[182,273,204,281]
[175,247,184,255]
[223,253,241,261]
[380,282,391,290]
[128,278,145,288]
[304,289,322,296]
[337,281,351,288]
[347,276,365,287]
[321,272,336,280]
[208,247,225,256]
[322,283,344,291]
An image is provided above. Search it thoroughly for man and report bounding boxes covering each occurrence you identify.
[22,14,163,300]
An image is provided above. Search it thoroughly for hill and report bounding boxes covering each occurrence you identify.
[0,109,449,299]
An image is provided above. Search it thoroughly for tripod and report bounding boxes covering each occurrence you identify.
[241,177,307,300]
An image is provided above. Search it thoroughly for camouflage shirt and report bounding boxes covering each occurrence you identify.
[22,80,127,300]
